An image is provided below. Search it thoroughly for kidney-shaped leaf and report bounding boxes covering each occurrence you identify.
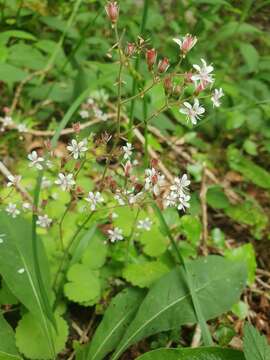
[136,347,245,360]
[112,256,247,359]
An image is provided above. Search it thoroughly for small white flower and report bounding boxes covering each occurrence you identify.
[79,110,89,119]
[55,173,75,191]
[191,58,214,86]
[94,108,108,121]
[108,227,123,242]
[67,139,88,159]
[41,177,52,189]
[2,116,13,127]
[112,212,118,219]
[28,151,44,170]
[17,268,25,274]
[36,214,52,228]
[46,159,53,169]
[114,193,125,206]
[87,97,95,106]
[22,202,32,211]
[85,191,104,211]
[179,99,205,125]
[7,175,21,188]
[137,218,152,231]
[0,234,6,244]
[170,174,190,196]
[177,193,191,211]
[6,203,20,218]
[17,123,27,132]
[211,88,224,108]
[145,168,165,196]
[122,142,133,160]
[164,191,178,208]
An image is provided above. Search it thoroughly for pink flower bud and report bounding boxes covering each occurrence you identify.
[195,80,207,95]
[105,2,119,24]
[158,57,170,73]
[163,75,173,93]
[3,107,10,114]
[145,48,157,71]
[181,34,197,54]
[125,42,136,57]
[72,122,81,134]
[124,160,132,177]
[184,72,193,83]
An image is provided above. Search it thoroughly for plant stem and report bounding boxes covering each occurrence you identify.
[125,208,140,264]
[114,25,123,141]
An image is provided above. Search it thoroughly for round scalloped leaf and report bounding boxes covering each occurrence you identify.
[15,312,68,359]
[82,235,107,269]
[123,261,169,288]
[64,263,101,304]
[139,225,167,257]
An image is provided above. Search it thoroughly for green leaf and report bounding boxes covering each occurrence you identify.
[123,261,169,288]
[0,213,56,356]
[207,186,230,210]
[64,263,101,304]
[225,244,256,285]
[239,43,259,73]
[232,301,249,320]
[139,225,167,257]
[15,312,68,360]
[227,147,270,189]
[112,256,247,359]
[179,215,202,244]
[81,233,107,269]
[0,314,21,360]
[80,288,145,360]
[0,63,28,84]
[243,323,270,360]
[0,30,36,45]
[136,347,245,360]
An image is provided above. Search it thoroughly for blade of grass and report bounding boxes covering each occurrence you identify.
[152,202,213,346]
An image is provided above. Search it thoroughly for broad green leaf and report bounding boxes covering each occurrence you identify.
[179,215,202,244]
[243,323,270,360]
[64,263,101,304]
[136,347,245,360]
[207,186,230,209]
[112,256,247,359]
[225,244,256,285]
[0,213,55,356]
[0,314,21,360]
[79,288,145,360]
[139,225,167,257]
[123,261,169,288]
[227,147,270,189]
[15,312,68,360]
[239,43,259,73]
[232,301,249,320]
[0,30,36,45]
[0,63,28,84]
[82,233,107,269]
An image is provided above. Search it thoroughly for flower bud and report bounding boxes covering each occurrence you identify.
[145,48,157,71]
[195,80,207,95]
[163,75,173,94]
[124,160,132,177]
[181,34,197,54]
[105,2,119,24]
[151,158,158,168]
[158,57,170,73]
[72,122,81,134]
[125,42,136,57]
[184,72,193,84]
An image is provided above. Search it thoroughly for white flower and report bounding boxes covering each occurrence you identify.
[55,173,75,191]
[145,168,165,196]
[137,218,152,231]
[46,160,53,169]
[17,268,25,274]
[37,214,52,228]
[177,193,191,211]
[28,151,44,170]
[170,174,190,196]
[191,58,214,86]
[179,99,205,125]
[114,193,125,205]
[17,123,27,132]
[0,234,6,244]
[7,175,21,187]
[6,203,20,218]
[94,108,108,121]
[173,34,197,54]
[79,110,89,119]
[122,142,132,160]
[41,177,52,189]
[108,227,123,242]
[211,88,224,108]
[164,191,177,208]
[22,202,32,211]
[2,116,13,127]
[87,97,94,106]
[112,212,118,219]
[67,139,88,159]
[85,191,104,211]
